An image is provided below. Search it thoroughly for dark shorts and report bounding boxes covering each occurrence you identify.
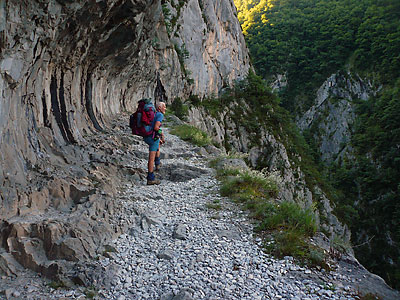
[144,136,160,152]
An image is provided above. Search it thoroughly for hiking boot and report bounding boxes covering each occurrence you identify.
[146,171,160,185]
[147,179,161,185]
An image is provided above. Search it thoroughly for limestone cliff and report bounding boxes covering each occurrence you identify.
[0,0,250,279]
[0,0,250,192]
[295,71,400,294]
[297,71,379,163]
[188,100,350,244]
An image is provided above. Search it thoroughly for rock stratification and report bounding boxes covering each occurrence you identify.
[0,0,250,191]
[0,0,250,279]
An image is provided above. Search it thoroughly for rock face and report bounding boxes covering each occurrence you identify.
[297,71,379,162]
[295,71,400,291]
[165,0,250,97]
[0,0,250,190]
[188,102,351,245]
[0,0,250,279]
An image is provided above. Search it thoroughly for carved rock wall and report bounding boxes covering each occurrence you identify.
[0,0,250,278]
[0,0,250,215]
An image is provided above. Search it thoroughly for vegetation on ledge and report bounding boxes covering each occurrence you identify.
[170,124,212,147]
[211,156,329,269]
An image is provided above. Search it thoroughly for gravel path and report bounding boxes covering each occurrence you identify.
[95,129,358,300]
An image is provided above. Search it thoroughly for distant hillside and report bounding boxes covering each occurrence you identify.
[235,0,400,112]
[235,0,400,289]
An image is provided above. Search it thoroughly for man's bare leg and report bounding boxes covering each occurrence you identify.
[147,151,160,185]
[148,151,156,173]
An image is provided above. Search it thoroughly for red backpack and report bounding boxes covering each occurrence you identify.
[129,99,156,137]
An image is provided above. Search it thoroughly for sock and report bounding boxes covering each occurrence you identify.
[147,172,155,181]
[155,157,161,165]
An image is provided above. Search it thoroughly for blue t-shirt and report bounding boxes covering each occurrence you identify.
[145,112,164,133]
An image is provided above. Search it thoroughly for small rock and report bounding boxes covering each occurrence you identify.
[157,249,175,260]
[216,229,240,240]
[141,218,149,231]
[13,291,21,297]
[204,144,222,156]
[172,290,192,300]
[173,224,188,240]
[4,289,12,297]
[215,158,248,171]
[161,292,175,300]
[193,147,209,156]
[27,286,38,293]
[125,277,132,284]
[196,253,205,262]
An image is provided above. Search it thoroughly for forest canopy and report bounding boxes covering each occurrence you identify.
[234,0,400,112]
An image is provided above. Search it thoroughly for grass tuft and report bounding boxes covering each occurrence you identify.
[170,124,212,147]
[206,199,222,210]
[220,169,279,206]
[258,201,317,236]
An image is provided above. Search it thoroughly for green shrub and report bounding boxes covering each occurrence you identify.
[174,43,190,76]
[218,168,280,222]
[215,167,242,178]
[161,4,172,35]
[170,97,189,120]
[258,201,320,266]
[198,94,221,118]
[265,230,328,269]
[266,230,308,259]
[170,124,212,147]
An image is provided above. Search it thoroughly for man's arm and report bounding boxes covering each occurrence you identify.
[154,121,165,143]
[154,121,161,131]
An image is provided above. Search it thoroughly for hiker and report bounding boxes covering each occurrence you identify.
[144,101,166,185]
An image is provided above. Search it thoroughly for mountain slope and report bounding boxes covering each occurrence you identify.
[234,0,400,289]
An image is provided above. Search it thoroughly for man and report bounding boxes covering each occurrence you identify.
[143,101,166,185]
